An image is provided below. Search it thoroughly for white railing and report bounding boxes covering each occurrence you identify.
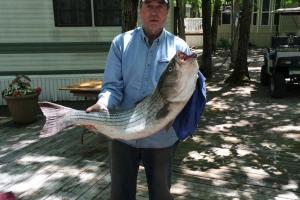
[184,18,203,34]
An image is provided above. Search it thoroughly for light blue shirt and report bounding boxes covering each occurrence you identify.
[98,27,191,148]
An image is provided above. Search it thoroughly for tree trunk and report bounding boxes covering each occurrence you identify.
[212,0,221,52]
[190,1,200,18]
[121,0,138,32]
[177,0,186,40]
[201,0,212,78]
[226,0,252,84]
[230,0,241,67]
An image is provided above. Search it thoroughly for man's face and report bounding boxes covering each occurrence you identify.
[140,0,168,38]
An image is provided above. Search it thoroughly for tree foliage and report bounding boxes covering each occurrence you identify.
[281,0,300,7]
[186,0,201,17]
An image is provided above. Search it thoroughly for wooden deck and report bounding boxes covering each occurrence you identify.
[0,110,299,200]
[1,50,300,199]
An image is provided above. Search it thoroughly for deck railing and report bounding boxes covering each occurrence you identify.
[184,18,203,34]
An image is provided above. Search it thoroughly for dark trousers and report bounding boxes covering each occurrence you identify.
[109,140,177,200]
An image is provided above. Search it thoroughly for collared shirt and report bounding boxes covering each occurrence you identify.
[98,27,191,148]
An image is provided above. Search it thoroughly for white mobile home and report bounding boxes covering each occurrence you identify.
[217,0,300,47]
[0,0,174,105]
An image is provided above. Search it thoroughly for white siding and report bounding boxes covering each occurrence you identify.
[0,0,174,43]
[0,52,108,72]
[0,0,121,43]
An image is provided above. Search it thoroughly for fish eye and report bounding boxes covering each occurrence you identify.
[168,66,173,71]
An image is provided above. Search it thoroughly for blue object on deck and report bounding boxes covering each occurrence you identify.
[173,71,206,140]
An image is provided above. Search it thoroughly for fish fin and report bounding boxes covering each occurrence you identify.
[156,103,170,119]
[39,101,74,138]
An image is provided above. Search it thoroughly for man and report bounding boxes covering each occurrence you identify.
[86,0,191,199]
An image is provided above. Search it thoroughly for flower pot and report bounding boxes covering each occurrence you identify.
[3,94,40,124]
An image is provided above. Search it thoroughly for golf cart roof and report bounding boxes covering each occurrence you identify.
[272,7,300,15]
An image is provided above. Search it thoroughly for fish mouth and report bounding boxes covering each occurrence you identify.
[176,52,197,64]
[177,52,197,62]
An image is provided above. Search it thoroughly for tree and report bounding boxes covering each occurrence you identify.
[176,0,186,40]
[201,0,213,78]
[211,0,221,52]
[121,0,139,32]
[230,0,241,67]
[187,0,201,17]
[226,0,253,84]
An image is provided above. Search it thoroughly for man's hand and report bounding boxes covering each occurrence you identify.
[85,101,108,113]
[83,101,108,131]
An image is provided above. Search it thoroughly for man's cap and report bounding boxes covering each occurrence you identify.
[141,0,169,7]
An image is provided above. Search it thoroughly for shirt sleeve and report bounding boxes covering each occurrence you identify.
[98,37,124,109]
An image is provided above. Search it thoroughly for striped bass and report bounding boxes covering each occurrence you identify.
[40,51,199,140]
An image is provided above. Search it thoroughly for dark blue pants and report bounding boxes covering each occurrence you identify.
[109,140,177,200]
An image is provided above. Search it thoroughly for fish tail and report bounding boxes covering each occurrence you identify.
[39,102,74,137]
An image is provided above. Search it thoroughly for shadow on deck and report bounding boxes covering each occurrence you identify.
[0,49,299,199]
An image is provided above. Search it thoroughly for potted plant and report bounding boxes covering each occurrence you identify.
[2,75,42,124]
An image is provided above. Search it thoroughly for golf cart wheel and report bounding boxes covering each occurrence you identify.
[260,64,270,86]
[270,72,286,98]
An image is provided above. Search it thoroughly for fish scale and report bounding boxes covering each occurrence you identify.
[70,92,162,126]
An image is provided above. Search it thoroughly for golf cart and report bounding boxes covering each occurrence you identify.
[260,7,300,98]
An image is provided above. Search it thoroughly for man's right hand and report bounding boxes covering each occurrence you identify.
[85,101,108,113]
[83,101,109,130]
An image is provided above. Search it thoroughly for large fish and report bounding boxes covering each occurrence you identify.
[40,51,199,140]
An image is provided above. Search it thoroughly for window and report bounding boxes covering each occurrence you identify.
[53,0,121,27]
[261,0,270,25]
[222,13,231,24]
[221,5,231,25]
[94,0,121,26]
[53,0,92,26]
